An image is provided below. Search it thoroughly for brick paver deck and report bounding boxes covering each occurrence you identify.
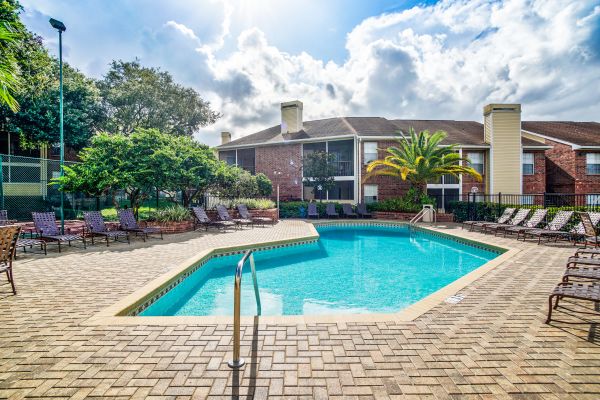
[1,220,599,399]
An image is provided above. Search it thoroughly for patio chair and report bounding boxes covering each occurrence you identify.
[546,282,600,323]
[32,212,86,252]
[216,205,252,228]
[237,204,274,226]
[83,211,130,246]
[521,210,574,244]
[0,225,21,294]
[341,204,358,218]
[118,209,163,241]
[356,203,373,218]
[503,209,548,238]
[562,265,600,283]
[467,207,516,232]
[192,207,234,231]
[325,203,339,218]
[307,203,319,219]
[15,237,47,256]
[0,210,17,226]
[482,208,530,234]
[571,212,600,247]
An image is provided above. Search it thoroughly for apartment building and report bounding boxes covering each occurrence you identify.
[217,101,600,207]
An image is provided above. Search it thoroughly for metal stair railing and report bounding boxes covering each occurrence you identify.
[228,250,261,369]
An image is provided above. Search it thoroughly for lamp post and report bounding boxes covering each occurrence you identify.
[49,18,66,233]
[273,171,282,219]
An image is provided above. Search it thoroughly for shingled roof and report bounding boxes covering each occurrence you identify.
[522,121,600,147]
[217,116,575,149]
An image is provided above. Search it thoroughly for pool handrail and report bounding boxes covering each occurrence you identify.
[228,249,261,369]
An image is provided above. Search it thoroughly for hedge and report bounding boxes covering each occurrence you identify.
[279,201,344,218]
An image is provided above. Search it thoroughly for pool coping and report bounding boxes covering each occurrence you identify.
[85,220,519,326]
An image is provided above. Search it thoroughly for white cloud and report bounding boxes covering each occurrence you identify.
[187,0,600,145]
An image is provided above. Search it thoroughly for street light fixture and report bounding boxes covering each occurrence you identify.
[49,18,66,233]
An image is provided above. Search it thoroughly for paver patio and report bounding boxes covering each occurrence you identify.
[0,220,599,399]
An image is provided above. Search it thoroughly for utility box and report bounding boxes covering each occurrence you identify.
[422,204,434,223]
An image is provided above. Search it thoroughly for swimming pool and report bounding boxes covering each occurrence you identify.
[139,224,500,317]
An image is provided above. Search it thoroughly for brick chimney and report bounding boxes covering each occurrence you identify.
[221,131,231,145]
[483,103,522,194]
[281,100,303,133]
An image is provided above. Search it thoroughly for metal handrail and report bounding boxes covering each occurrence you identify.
[410,207,437,225]
[228,250,261,369]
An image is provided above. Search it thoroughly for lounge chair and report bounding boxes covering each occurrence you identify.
[16,237,47,256]
[503,209,548,238]
[467,207,516,232]
[521,210,574,244]
[572,212,600,247]
[237,204,274,226]
[216,205,252,228]
[0,225,20,294]
[32,212,86,252]
[325,203,339,218]
[562,266,600,283]
[192,207,234,231]
[83,211,130,246]
[546,282,600,323]
[342,204,358,218]
[356,203,373,218]
[118,209,163,241]
[0,210,17,226]
[307,203,319,219]
[482,208,530,234]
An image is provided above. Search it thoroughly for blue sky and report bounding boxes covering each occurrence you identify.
[19,0,600,146]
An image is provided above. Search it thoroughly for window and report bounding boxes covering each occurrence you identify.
[236,148,255,174]
[219,150,236,166]
[522,153,534,175]
[467,152,484,175]
[364,142,378,164]
[587,195,600,206]
[50,143,60,157]
[328,140,354,176]
[364,184,378,204]
[328,180,354,200]
[586,153,600,175]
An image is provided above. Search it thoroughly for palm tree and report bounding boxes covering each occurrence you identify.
[364,128,482,199]
[0,23,21,112]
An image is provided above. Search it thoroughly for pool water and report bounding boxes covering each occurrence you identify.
[141,225,499,316]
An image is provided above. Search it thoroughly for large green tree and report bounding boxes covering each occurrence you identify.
[98,60,220,136]
[364,128,482,199]
[0,0,25,112]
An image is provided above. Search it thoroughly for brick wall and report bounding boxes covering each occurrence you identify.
[544,139,576,193]
[523,151,546,194]
[361,140,411,201]
[254,144,303,200]
[574,150,600,194]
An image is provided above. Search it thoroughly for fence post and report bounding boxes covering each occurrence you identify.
[467,192,472,222]
[0,156,3,210]
[498,192,502,217]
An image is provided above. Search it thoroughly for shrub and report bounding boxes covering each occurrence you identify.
[368,188,436,213]
[149,205,191,222]
[218,198,275,210]
[279,201,343,218]
[255,173,273,197]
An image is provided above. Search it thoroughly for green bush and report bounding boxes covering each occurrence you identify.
[255,173,273,197]
[368,188,436,213]
[279,201,344,218]
[218,197,275,210]
[148,205,191,222]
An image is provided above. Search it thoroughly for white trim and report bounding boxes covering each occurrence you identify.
[218,134,356,150]
[489,113,494,194]
[458,148,463,198]
[523,145,552,150]
[521,129,581,149]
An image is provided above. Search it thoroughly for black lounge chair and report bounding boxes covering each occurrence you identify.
[342,204,358,218]
[192,207,233,231]
[521,210,574,244]
[466,208,516,231]
[237,204,274,226]
[32,212,86,252]
[504,209,548,238]
[325,203,339,218]
[0,225,20,294]
[216,205,252,228]
[307,203,319,219]
[356,203,373,218]
[118,209,163,241]
[83,211,130,246]
[482,208,530,234]
[546,282,600,323]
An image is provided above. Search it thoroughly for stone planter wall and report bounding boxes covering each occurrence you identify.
[373,211,454,222]
[142,220,195,234]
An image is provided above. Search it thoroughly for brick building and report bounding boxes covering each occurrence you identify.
[217,101,600,208]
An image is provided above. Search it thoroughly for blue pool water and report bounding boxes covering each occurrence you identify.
[141,225,499,316]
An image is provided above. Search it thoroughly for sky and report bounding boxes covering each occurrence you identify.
[19,0,600,146]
